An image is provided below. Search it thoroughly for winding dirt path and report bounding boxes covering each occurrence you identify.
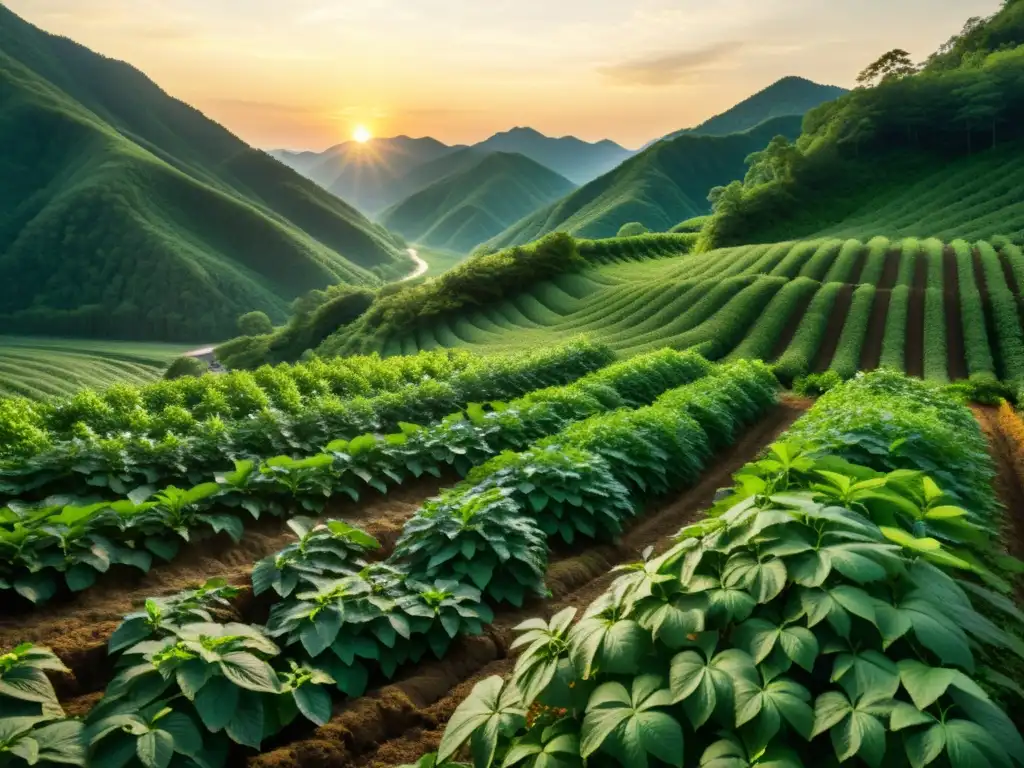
[250,398,812,768]
[402,249,428,281]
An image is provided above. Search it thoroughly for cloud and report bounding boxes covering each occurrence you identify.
[598,41,739,86]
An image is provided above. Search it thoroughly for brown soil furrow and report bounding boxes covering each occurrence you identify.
[770,290,815,362]
[847,246,868,285]
[972,247,1003,379]
[905,256,928,378]
[812,284,854,373]
[4,477,448,700]
[944,246,968,381]
[859,289,891,372]
[971,407,1024,570]
[249,398,812,768]
[878,248,902,291]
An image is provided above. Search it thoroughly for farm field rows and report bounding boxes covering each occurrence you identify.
[0,337,195,399]
[369,236,1024,384]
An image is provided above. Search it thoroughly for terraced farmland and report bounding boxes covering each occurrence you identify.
[365,236,1024,383]
[0,337,194,399]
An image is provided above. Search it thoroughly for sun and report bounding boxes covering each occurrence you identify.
[353,125,372,143]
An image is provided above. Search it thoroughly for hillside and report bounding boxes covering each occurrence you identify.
[342,235,1024,387]
[378,152,577,253]
[485,115,803,249]
[0,5,410,342]
[654,76,847,145]
[270,136,465,215]
[701,1,1024,249]
[471,127,634,184]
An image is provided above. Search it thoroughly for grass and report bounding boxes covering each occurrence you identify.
[343,235,1024,385]
[0,337,193,399]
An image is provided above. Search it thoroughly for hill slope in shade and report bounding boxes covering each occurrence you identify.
[471,127,634,185]
[379,152,577,253]
[648,76,847,147]
[485,115,803,250]
[270,136,466,215]
[0,5,411,342]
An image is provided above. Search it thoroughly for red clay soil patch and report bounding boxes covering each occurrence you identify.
[859,288,891,372]
[770,290,815,361]
[943,246,968,381]
[812,284,854,373]
[972,247,1004,379]
[878,248,902,291]
[2,476,449,701]
[905,257,928,378]
[249,399,812,768]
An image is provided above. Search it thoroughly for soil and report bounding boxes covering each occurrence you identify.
[905,256,928,379]
[812,284,854,373]
[3,476,450,701]
[847,247,868,285]
[972,247,1003,379]
[878,248,902,291]
[248,398,812,768]
[943,246,968,381]
[859,289,891,372]
[770,290,815,362]
[972,406,1024,569]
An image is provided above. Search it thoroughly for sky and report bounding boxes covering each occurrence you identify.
[6,0,1004,151]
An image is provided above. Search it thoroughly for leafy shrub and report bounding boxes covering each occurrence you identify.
[946,376,1017,406]
[163,356,208,380]
[792,370,843,397]
[238,311,274,337]
[466,445,637,545]
[391,487,549,606]
[616,222,649,237]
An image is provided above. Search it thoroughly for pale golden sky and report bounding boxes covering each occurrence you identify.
[6,0,1002,150]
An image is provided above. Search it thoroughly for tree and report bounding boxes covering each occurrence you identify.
[857,49,919,87]
[955,78,1003,153]
[616,222,649,237]
[237,310,273,336]
[743,136,803,185]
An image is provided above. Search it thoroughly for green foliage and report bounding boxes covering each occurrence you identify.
[163,357,207,381]
[0,6,410,342]
[237,312,274,337]
[792,370,843,397]
[391,487,550,607]
[616,222,650,238]
[773,282,844,383]
[428,368,1024,768]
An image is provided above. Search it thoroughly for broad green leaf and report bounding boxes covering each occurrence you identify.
[136,730,174,768]
[218,653,281,693]
[294,684,333,726]
[194,677,238,731]
[437,676,525,767]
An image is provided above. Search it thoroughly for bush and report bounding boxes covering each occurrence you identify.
[237,310,274,336]
[163,356,208,380]
[616,222,649,237]
[793,370,843,396]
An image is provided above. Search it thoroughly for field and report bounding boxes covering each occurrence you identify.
[362,236,1024,384]
[0,336,194,399]
[2,346,1022,768]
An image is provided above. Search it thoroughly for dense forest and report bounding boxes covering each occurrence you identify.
[701,0,1024,248]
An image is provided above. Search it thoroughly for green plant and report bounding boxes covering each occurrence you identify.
[792,370,843,397]
[238,311,274,337]
[392,487,549,606]
[163,357,208,381]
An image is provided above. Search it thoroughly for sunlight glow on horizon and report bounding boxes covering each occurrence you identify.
[353,125,372,143]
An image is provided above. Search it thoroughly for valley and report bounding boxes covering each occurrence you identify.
[2,2,1024,768]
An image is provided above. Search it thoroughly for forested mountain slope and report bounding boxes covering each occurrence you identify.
[0,5,410,341]
[379,152,576,253]
[485,115,803,249]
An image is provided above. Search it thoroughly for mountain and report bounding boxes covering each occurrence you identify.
[472,128,633,185]
[649,77,847,147]
[271,129,634,217]
[270,136,466,214]
[0,5,410,343]
[379,152,577,253]
[485,115,804,249]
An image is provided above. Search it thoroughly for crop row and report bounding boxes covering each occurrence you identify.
[0,360,780,766]
[0,349,714,606]
[952,239,996,379]
[0,340,614,502]
[423,369,1024,768]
